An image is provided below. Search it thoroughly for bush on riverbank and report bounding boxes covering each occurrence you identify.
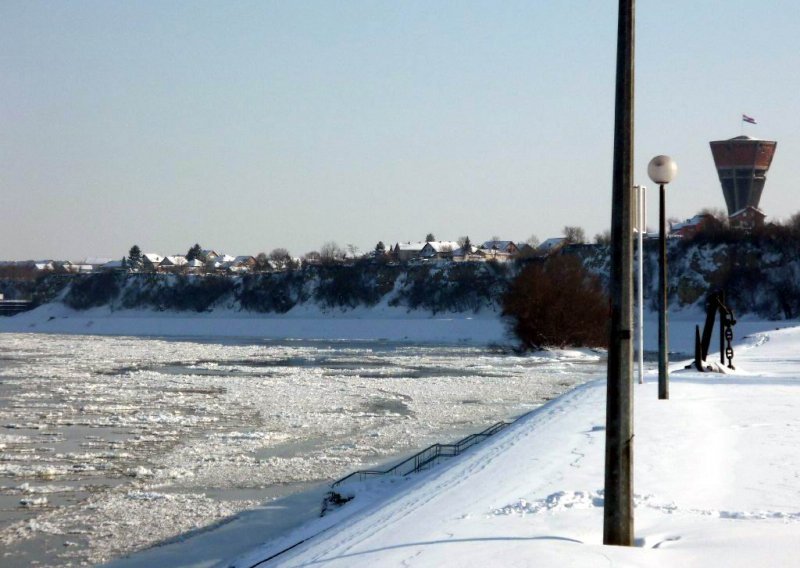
[502,255,609,350]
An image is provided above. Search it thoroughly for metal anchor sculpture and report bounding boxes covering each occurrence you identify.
[693,290,736,372]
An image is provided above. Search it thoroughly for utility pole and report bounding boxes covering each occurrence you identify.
[604,0,635,547]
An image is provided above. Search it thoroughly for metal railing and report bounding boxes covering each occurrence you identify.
[0,300,33,316]
[332,420,511,488]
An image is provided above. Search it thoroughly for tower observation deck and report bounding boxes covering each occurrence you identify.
[709,135,777,216]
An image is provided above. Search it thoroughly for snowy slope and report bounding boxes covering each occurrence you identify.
[230,327,800,567]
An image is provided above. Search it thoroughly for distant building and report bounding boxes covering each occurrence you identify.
[710,135,776,228]
[419,241,460,260]
[729,206,766,232]
[392,242,426,262]
[670,214,716,238]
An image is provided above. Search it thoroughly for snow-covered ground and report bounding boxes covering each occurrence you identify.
[0,303,509,346]
[221,325,800,568]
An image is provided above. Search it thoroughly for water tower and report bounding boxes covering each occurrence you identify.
[709,135,777,218]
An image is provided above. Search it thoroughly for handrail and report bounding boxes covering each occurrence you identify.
[332,420,511,488]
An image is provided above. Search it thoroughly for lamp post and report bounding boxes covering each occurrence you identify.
[648,155,678,400]
[633,185,646,385]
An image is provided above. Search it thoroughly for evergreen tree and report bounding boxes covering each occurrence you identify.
[375,241,386,254]
[425,233,435,242]
[128,245,143,270]
[463,236,471,251]
[186,243,203,261]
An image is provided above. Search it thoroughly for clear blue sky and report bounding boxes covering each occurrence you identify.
[2,1,798,260]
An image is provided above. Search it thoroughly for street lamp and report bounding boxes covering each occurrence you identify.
[648,155,677,400]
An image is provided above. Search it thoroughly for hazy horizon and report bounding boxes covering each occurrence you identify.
[3,1,799,260]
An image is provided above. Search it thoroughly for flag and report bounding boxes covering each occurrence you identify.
[742,114,757,125]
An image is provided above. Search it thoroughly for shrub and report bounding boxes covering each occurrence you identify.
[502,255,609,350]
[64,272,123,310]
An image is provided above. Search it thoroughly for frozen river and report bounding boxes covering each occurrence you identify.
[0,333,605,566]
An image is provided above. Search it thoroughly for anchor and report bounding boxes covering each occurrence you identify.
[692,290,736,372]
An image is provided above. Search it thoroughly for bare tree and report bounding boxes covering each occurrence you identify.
[563,226,586,244]
[320,241,344,263]
[594,230,612,246]
[526,234,540,248]
[254,253,270,272]
[268,248,292,269]
[346,244,360,259]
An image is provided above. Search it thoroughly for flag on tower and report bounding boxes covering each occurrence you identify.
[742,114,757,125]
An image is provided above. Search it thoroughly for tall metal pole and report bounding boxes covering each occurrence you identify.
[658,183,669,399]
[603,0,635,547]
[636,185,645,385]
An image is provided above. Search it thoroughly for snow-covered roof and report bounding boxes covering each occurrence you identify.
[421,241,460,253]
[730,206,766,218]
[142,253,164,264]
[538,237,566,251]
[101,260,123,269]
[480,240,516,253]
[161,255,188,266]
[671,214,711,232]
[395,242,426,252]
[186,259,205,267]
[82,257,114,266]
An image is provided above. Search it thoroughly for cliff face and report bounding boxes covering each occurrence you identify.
[8,235,800,320]
[41,261,512,315]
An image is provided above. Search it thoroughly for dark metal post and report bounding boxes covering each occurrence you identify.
[604,0,635,547]
[658,183,669,400]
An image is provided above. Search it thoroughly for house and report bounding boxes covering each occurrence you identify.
[537,238,567,255]
[185,259,205,273]
[100,260,126,272]
[478,240,518,261]
[392,242,427,262]
[480,240,518,254]
[159,255,188,273]
[223,255,256,273]
[729,206,766,232]
[419,241,460,260]
[670,214,715,238]
[201,249,220,261]
[141,253,164,272]
[452,245,482,262]
[82,257,114,271]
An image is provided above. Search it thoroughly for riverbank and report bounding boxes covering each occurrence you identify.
[226,324,800,567]
[0,303,509,345]
[1,301,794,354]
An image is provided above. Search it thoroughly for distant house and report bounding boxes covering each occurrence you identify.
[393,242,427,262]
[100,260,125,272]
[185,259,205,273]
[537,238,566,255]
[159,255,188,273]
[452,245,482,262]
[419,241,460,260]
[478,240,518,262]
[201,249,220,261]
[670,214,715,238]
[729,206,766,232]
[142,253,164,272]
[224,255,256,273]
[82,257,114,271]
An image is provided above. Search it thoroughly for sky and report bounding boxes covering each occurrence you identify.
[2,1,799,261]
